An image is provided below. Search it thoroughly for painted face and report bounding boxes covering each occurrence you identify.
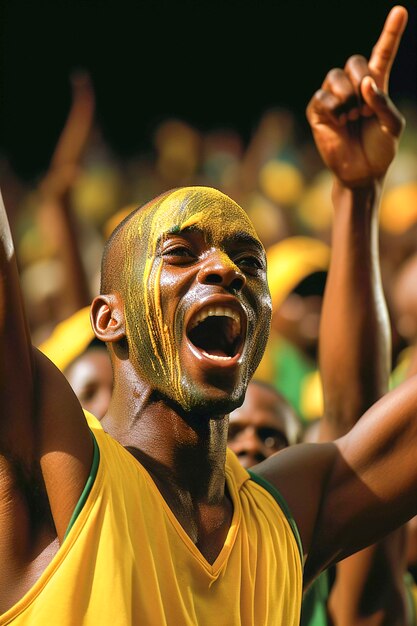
[118,187,272,414]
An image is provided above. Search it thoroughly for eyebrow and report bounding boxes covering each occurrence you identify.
[157,228,265,253]
[226,231,265,254]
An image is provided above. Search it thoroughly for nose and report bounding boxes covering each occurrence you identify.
[198,251,246,294]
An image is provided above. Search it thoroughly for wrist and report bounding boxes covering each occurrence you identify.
[332,178,383,217]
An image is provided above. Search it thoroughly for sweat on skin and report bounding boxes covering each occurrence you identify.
[101,186,272,412]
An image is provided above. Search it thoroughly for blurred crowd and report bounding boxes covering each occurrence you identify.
[3,71,417,431]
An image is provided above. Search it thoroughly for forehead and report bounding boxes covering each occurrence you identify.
[231,384,287,425]
[124,187,260,246]
[66,350,112,385]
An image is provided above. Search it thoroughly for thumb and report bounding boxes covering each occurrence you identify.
[361,75,405,137]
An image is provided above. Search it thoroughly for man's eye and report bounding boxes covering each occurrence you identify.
[235,256,264,271]
[78,384,98,403]
[258,428,288,450]
[162,246,196,260]
[227,423,242,441]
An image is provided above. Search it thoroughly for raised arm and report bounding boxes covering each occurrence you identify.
[318,178,391,438]
[0,184,93,575]
[0,191,35,448]
[37,70,95,318]
[253,4,417,587]
[316,7,407,437]
[308,7,412,622]
[303,3,410,581]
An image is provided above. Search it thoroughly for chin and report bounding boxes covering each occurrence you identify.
[165,377,247,419]
[189,385,246,417]
[192,394,244,419]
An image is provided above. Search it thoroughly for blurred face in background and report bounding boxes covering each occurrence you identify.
[65,346,113,420]
[227,380,301,469]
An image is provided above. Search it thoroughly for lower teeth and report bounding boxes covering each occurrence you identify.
[202,351,232,361]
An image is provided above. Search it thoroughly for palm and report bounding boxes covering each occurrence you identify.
[312,116,397,187]
[307,6,407,188]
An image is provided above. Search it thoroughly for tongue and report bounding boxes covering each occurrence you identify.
[205,348,229,358]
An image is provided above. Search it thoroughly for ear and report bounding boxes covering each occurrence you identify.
[90,294,126,343]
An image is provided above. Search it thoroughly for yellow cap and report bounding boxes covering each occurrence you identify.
[266,236,330,310]
[38,306,95,372]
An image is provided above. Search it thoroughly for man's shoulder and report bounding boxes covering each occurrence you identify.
[249,441,338,562]
[83,411,138,481]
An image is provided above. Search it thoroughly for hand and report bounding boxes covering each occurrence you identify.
[306,6,408,188]
[40,70,95,200]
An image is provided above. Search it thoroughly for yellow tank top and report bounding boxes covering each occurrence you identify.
[2,412,302,625]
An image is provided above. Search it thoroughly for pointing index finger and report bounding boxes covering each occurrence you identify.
[369,5,408,92]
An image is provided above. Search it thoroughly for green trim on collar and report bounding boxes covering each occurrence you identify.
[248,469,303,562]
[63,431,100,541]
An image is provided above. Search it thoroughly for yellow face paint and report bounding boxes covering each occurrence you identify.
[118,186,270,410]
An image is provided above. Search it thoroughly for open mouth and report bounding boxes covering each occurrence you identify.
[187,305,244,361]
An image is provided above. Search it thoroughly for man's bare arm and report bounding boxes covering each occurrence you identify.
[318,182,391,439]
[0,190,93,544]
[0,191,35,460]
[314,8,409,621]
[252,4,415,585]
[255,375,417,582]
[37,71,95,317]
[316,6,407,436]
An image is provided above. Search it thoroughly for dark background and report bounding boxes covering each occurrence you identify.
[0,0,416,181]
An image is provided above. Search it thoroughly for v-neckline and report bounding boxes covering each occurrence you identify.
[132,451,242,577]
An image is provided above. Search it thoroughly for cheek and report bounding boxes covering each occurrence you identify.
[125,258,169,375]
[157,270,179,342]
[244,283,272,373]
[158,267,194,334]
[248,283,272,332]
[138,264,188,401]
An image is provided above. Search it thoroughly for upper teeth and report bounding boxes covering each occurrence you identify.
[189,306,241,332]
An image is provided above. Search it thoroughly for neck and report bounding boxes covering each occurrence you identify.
[103,362,234,563]
[102,367,230,503]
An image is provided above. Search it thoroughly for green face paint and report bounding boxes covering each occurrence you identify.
[118,186,271,412]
